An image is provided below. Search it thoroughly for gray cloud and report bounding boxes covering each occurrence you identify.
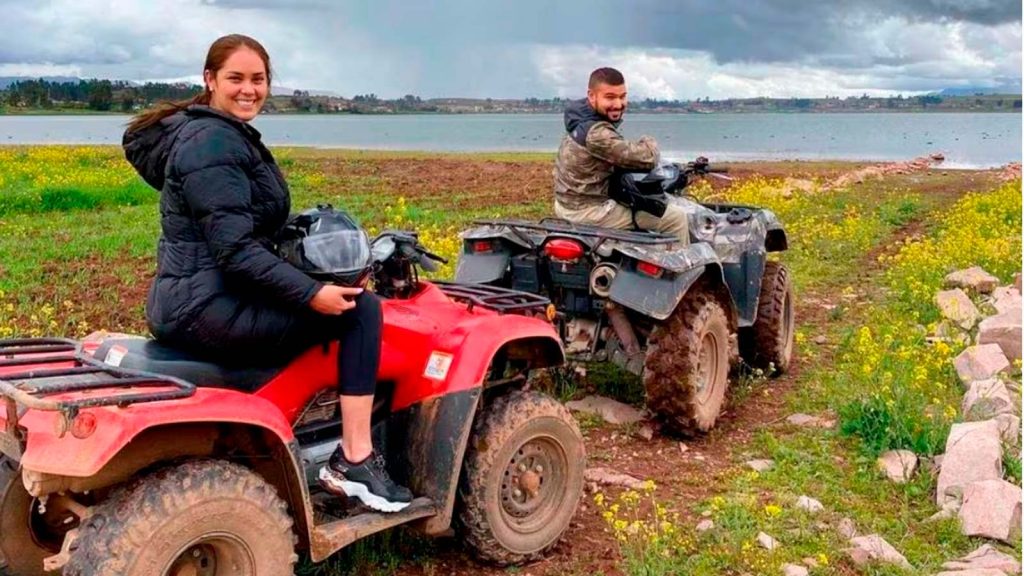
[0,0,1018,98]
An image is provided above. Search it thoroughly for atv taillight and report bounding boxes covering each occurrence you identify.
[471,240,494,253]
[637,260,663,278]
[71,412,97,439]
[543,239,585,261]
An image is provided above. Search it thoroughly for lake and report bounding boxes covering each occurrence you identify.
[0,112,1019,168]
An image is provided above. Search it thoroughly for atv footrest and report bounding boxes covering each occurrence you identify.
[310,496,436,559]
[434,281,550,314]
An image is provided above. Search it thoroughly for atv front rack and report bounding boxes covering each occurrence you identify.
[0,338,196,436]
[473,218,678,245]
[435,281,551,315]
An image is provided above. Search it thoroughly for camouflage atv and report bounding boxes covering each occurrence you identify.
[455,159,793,435]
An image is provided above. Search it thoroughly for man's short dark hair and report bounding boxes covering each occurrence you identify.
[589,67,625,89]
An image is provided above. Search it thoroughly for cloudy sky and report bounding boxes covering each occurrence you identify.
[0,0,1020,99]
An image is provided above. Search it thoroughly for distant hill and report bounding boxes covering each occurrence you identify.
[0,76,81,90]
[938,83,1021,96]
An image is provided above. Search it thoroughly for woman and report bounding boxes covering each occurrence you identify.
[123,34,411,512]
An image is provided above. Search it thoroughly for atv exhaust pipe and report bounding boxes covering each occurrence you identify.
[590,263,618,298]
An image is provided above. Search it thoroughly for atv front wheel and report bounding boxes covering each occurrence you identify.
[64,459,296,576]
[643,286,731,435]
[741,261,795,375]
[1,456,55,576]
[457,390,585,565]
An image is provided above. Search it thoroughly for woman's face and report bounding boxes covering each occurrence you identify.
[205,47,268,121]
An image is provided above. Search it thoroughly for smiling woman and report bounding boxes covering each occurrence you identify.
[125,34,273,132]
[119,33,416,525]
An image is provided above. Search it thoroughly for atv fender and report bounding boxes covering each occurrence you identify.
[391,314,564,535]
[455,224,536,283]
[454,252,510,283]
[14,388,295,478]
[391,313,564,411]
[760,208,788,252]
[609,242,735,321]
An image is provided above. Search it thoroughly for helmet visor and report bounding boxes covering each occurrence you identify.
[301,230,372,274]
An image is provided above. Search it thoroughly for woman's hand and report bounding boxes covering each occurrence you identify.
[310,285,363,315]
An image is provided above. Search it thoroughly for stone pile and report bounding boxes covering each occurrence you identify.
[930,267,1021,573]
[862,267,1021,575]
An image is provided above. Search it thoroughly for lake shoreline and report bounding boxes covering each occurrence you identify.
[2,112,1019,168]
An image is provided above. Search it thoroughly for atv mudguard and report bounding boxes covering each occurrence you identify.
[12,388,296,478]
[455,224,532,283]
[608,241,736,321]
[761,208,788,251]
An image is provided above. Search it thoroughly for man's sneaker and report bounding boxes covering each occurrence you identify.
[317,447,413,513]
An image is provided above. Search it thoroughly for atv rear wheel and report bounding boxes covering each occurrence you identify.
[457,390,585,565]
[1,456,71,576]
[64,459,296,576]
[643,286,731,435]
[740,261,795,375]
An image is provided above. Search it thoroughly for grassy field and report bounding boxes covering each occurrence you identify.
[0,145,1020,575]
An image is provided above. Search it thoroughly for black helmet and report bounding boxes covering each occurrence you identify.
[278,205,372,287]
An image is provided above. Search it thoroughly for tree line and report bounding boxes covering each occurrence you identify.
[2,79,201,111]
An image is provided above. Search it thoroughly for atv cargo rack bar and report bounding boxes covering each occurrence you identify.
[0,338,196,416]
[473,218,678,246]
[435,281,550,314]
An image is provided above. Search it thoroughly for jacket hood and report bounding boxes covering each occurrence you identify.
[122,105,260,191]
[564,98,621,146]
[122,110,190,191]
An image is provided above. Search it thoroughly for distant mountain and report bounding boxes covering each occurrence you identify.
[271,86,339,97]
[938,83,1021,96]
[0,76,82,89]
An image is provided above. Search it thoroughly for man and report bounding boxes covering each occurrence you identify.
[553,67,689,243]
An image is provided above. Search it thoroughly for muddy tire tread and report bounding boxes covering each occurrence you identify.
[643,286,730,435]
[457,390,583,566]
[741,261,793,374]
[63,459,296,576]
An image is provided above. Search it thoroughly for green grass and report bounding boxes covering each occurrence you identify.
[2,145,1019,574]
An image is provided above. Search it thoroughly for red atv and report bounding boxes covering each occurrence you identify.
[0,231,583,575]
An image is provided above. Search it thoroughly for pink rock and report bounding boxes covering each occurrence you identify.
[583,467,645,490]
[936,289,981,329]
[845,534,911,568]
[977,309,1022,362]
[995,413,1021,446]
[937,565,1011,569]
[936,420,1003,506]
[992,286,1022,314]
[782,564,809,576]
[961,378,1015,420]
[945,266,1000,294]
[1015,272,1022,292]
[953,344,1011,385]
[958,479,1022,543]
[876,450,918,483]
[566,395,643,425]
[942,544,1022,574]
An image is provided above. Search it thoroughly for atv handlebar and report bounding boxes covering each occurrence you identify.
[679,156,728,175]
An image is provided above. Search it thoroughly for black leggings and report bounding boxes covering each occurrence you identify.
[176,291,383,396]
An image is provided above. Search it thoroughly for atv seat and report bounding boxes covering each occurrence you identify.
[93,338,283,392]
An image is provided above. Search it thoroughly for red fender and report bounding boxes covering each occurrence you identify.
[390,311,564,410]
[15,388,294,477]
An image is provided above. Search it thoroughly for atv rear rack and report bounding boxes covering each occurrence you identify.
[473,218,679,246]
[0,338,197,441]
[434,282,551,314]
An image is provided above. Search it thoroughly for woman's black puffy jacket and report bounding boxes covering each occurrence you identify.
[123,106,320,345]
